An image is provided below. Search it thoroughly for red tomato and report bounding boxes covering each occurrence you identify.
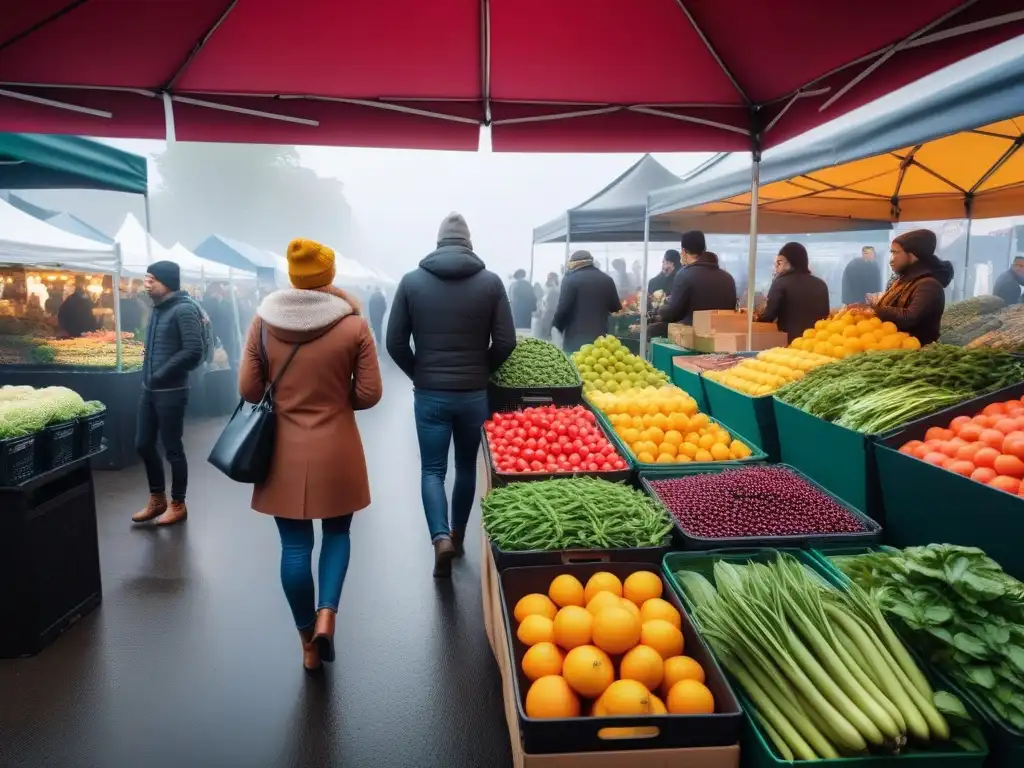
[568,453,582,466]
[529,460,544,472]
[973,447,1001,469]
[994,454,1024,479]
[993,419,1020,436]
[958,423,984,443]
[922,452,950,467]
[1003,432,1024,459]
[988,475,1022,494]
[983,402,1008,418]
[938,441,961,459]
[899,439,923,455]
[972,414,996,429]
[956,442,984,462]
[980,429,1006,450]
[947,460,975,477]
[948,415,972,434]
[925,427,954,442]
[971,467,997,484]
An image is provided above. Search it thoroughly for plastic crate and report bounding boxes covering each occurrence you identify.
[488,537,673,571]
[487,381,584,414]
[671,362,710,415]
[34,420,77,474]
[76,408,106,458]
[639,465,881,551]
[497,561,743,754]
[0,434,36,486]
[703,377,780,461]
[651,339,694,377]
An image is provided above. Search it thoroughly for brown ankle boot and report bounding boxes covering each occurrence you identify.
[312,608,336,663]
[154,500,187,526]
[433,537,456,578]
[451,529,465,557]
[131,493,167,523]
[299,628,322,674]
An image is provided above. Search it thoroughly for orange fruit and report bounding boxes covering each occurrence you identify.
[641,619,685,659]
[522,642,565,681]
[592,695,609,717]
[602,679,654,715]
[562,645,615,698]
[649,694,668,715]
[620,645,665,692]
[618,598,641,621]
[587,591,623,616]
[662,656,706,695]
[548,574,585,608]
[666,679,715,714]
[515,593,558,623]
[584,572,623,602]
[592,606,642,655]
[525,675,581,719]
[518,615,555,647]
[623,571,663,606]
[553,606,594,650]
[640,598,682,629]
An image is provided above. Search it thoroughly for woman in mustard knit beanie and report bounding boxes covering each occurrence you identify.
[239,238,382,673]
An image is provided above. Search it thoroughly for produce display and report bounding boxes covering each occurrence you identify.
[940,295,1006,339]
[590,385,753,464]
[789,308,921,358]
[966,304,1024,351]
[0,385,104,438]
[483,405,627,475]
[491,336,580,388]
[513,570,716,719]
[776,345,1024,434]
[897,394,1024,495]
[833,544,1024,731]
[571,335,669,393]
[673,353,747,374]
[675,553,982,760]
[941,299,1024,351]
[42,337,145,369]
[482,477,671,552]
[704,348,834,396]
[647,466,870,540]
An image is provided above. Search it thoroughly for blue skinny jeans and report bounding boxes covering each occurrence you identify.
[274,515,353,630]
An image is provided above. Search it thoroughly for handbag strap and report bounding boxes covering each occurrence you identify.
[258,320,303,404]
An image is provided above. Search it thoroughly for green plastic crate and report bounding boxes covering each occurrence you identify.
[773,398,884,523]
[671,363,710,414]
[704,377,780,461]
[651,338,695,377]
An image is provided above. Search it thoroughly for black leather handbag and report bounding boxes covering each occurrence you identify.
[208,322,301,483]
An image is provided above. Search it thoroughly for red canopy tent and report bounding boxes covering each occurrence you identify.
[0,1,1021,152]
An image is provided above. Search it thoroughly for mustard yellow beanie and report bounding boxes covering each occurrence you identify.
[286,238,335,289]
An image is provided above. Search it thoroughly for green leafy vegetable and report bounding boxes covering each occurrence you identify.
[490,336,581,388]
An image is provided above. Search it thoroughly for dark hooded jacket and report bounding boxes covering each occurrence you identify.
[386,243,516,391]
[992,268,1023,307]
[758,270,831,343]
[143,290,204,390]
[842,257,883,304]
[509,278,537,329]
[659,256,737,326]
[552,263,621,354]
[874,259,954,345]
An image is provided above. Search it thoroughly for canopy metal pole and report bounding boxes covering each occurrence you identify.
[961,216,974,302]
[745,157,761,349]
[529,240,536,284]
[142,194,153,263]
[639,208,651,360]
[113,243,124,372]
[564,212,572,265]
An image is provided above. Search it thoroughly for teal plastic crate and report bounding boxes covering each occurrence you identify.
[651,338,695,377]
[704,377,780,461]
[671,363,710,414]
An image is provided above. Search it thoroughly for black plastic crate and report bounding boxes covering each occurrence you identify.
[498,561,742,755]
[489,537,672,571]
[35,421,78,474]
[76,409,106,458]
[0,434,37,486]
[487,381,584,414]
[639,464,882,551]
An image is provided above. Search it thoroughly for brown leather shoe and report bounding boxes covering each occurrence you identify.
[451,529,465,557]
[313,608,336,663]
[131,493,167,523]
[154,501,187,526]
[299,628,322,674]
[433,537,456,578]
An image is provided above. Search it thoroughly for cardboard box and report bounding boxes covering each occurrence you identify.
[667,323,694,348]
[694,331,788,353]
[692,310,778,337]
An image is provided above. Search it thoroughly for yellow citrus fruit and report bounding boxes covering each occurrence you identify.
[656,453,675,464]
[640,598,682,628]
[663,429,683,446]
[729,440,752,459]
[666,679,716,714]
[584,572,623,603]
[690,413,710,430]
[620,645,665,692]
[641,619,685,659]
[903,336,921,350]
[637,451,655,464]
[602,679,654,715]
[517,614,555,646]
[694,449,714,463]
[698,433,716,450]
[515,593,558,623]
[662,656,706,694]
[548,574,585,608]
[709,442,731,461]
[623,571,663,606]
[618,597,641,621]
[650,693,668,715]
[522,642,565,681]
[592,606,642,655]
[657,442,678,457]
[562,645,615,698]
[679,442,699,459]
[553,606,594,650]
[525,675,581,719]
[587,590,624,617]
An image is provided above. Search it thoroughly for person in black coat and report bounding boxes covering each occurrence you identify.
[756,242,831,342]
[992,256,1024,306]
[553,250,622,354]
[387,213,516,574]
[647,249,682,296]
[842,246,883,305]
[57,277,98,338]
[509,269,537,329]
[659,231,737,327]
[367,287,387,348]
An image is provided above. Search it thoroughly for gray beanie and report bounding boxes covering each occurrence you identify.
[437,212,472,248]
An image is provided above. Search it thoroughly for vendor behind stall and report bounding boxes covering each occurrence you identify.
[648,249,682,296]
[756,242,831,342]
[864,229,953,345]
[57,276,97,337]
[658,230,737,327]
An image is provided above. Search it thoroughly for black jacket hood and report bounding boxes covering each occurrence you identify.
[931,259,955,288]
[420,244,485,280]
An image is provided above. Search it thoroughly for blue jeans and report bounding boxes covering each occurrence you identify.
[274,515,353,629]
[413,388,489,542]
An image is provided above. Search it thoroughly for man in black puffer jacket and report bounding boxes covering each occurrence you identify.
[387,212,516,577]
[131,261,204,528]
[659,230,737,326]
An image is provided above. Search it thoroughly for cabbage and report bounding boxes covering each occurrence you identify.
[0,386,94,438]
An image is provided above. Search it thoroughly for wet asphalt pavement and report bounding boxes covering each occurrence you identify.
[0,359,512,768]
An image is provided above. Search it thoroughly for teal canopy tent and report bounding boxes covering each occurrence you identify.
[0,133,148,194]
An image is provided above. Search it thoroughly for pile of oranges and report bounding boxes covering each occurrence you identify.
[898,396,1024,495]
[512,570,716,719]
[789,309,921,359]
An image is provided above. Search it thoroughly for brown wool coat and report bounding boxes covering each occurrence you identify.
[239,288,383,520]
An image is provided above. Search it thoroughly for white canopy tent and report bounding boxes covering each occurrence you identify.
[114,212,172,278]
